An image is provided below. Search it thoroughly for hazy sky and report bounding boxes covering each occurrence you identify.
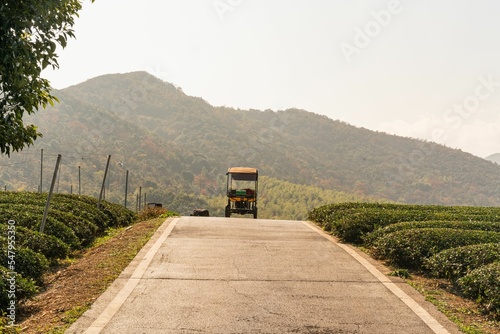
[43,0,500,158]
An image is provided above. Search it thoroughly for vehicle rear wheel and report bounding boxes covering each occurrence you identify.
[253,207,258,219]
[225,205,231,217]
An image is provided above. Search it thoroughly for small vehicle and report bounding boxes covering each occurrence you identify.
[225,167,258,219]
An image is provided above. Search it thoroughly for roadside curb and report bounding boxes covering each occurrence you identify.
[65,217,179,334]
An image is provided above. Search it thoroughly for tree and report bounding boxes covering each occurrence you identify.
[0,0,93,156]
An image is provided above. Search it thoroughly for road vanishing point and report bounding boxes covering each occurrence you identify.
[67,217,461,334]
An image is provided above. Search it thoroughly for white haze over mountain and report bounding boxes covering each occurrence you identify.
[43,0,500,158]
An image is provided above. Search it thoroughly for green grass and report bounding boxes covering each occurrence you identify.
[407,279,489,334]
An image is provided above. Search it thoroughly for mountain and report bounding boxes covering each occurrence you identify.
[2,71,500,217]
[485,153,500,165]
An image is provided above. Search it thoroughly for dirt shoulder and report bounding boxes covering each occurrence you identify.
[17,218,165,334]
[407,274,500,334]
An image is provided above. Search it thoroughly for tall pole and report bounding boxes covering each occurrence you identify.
[124,170,129,208]
[56,163,61,193]
[40,149,43,193]
[97,155,111,209]
[40,154,61,233]
[138,186,142,211]
[78,166,81,195]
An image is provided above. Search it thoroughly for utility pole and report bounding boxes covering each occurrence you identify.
[41,154,61,233]
[56,163,61,193]
[138,186,142,211]
[78,166,81,195]
[97,155,111,209]
[124,170,129,208]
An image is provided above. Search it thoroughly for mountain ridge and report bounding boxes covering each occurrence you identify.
[3,71,500,216]
[66,72,500,204]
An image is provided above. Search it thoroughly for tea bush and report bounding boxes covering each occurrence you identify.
[364,220,500,245]
[0,191,136,312]
[62,194,136,228]
[0,247,48,283]
[373,228,500,269]
[308,203,500,243]
[0,210,80,249]
[458,262,500,315]
[425,243,500,280]
[0,266,38,308]
[0,226,68,260]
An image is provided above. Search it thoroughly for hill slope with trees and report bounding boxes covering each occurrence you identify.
[2,71,500,216]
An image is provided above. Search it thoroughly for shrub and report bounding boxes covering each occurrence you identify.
[21,231,69,260]
[0,193,108,231]
[458,262,500,315]
[373,228,500,269]
[0,248,49,283]
[0,204,99,247]
[0,207,40,230]
[364,221,500,245]
[425,243,500,280]
[52,194,110,230]
[138,206,168,221]
[0,226,69,260]
[0,192,136,232]
[63,195,136,228]
[0,265,38,310]
[159,211,180,219]
[308,203,500,243]
[0,208,80,249]
[0,191,136,306]
[45,210,99,247]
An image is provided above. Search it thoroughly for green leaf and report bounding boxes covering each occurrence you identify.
[58,35,67,48]
[0,0,89,155]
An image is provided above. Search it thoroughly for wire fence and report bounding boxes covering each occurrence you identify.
[0,147,149,211]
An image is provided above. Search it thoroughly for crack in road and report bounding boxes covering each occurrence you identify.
[225,281,286,318]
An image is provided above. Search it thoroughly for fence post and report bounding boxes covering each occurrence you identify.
[78,165,81,195]
[124,170,129,208]
[138,186,142,211]
[97,155,111,209]
[40,154,61,233]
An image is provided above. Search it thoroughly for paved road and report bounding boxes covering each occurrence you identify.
[67,217,461,334]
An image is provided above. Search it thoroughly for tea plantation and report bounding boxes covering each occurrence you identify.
[0,191,136,310]
[309,202,500,317]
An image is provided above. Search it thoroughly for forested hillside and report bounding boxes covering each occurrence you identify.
[2,71,500,217]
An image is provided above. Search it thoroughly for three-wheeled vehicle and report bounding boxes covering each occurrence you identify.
[225,167,258,219]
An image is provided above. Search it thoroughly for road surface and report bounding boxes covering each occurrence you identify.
[67,217,460,334]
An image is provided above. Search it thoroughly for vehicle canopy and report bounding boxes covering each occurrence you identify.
[226,167,258,181]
